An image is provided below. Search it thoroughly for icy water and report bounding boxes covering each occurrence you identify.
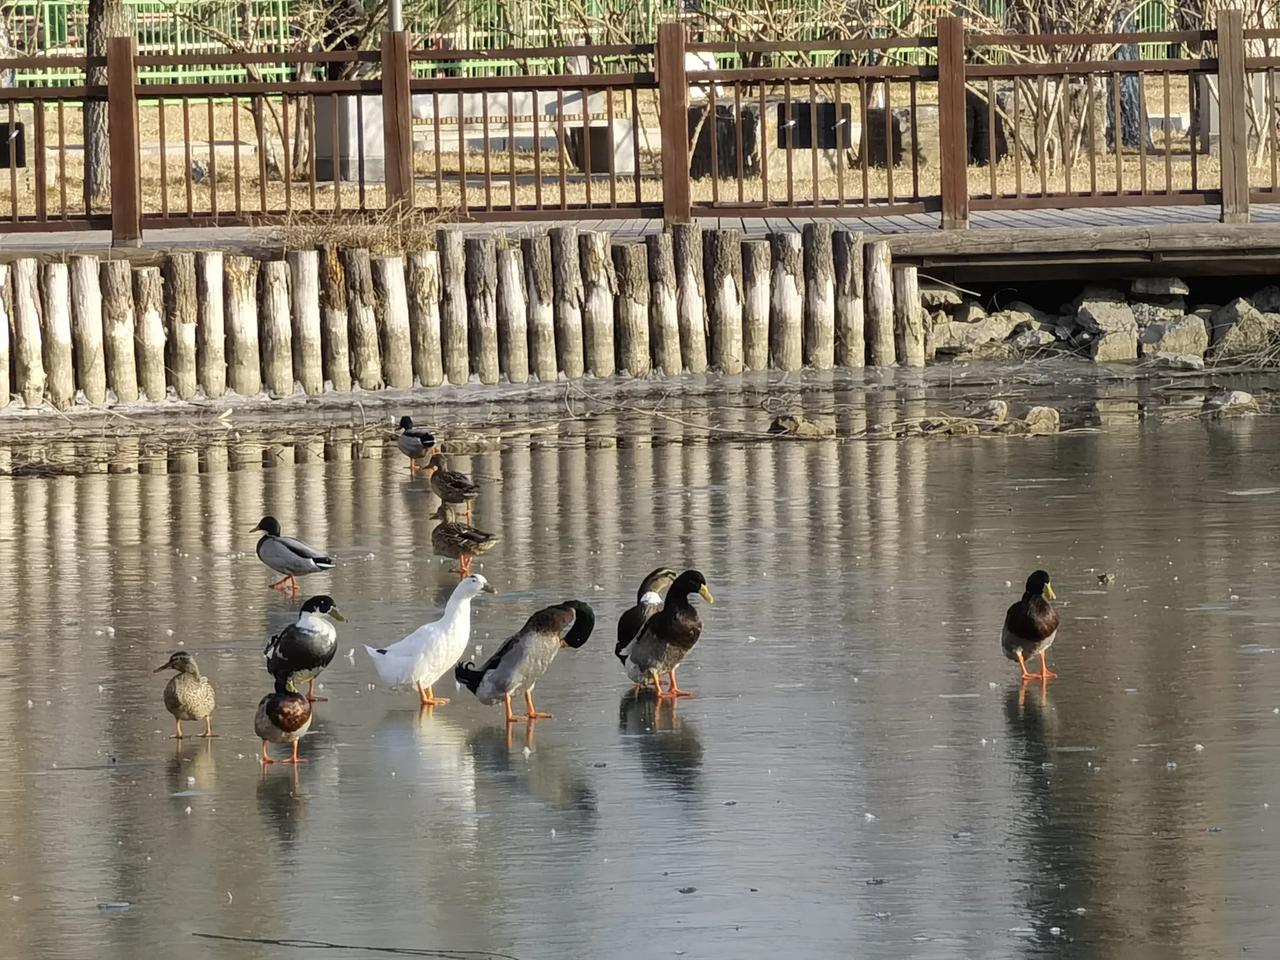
[3,403,1280,960]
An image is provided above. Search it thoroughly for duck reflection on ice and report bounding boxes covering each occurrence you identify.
[167,738,215,800]
[371,707,478,839]
[618,689,703,796]
[256,760,307,846]
[1003,680,1056,764]
[467,724,598,824]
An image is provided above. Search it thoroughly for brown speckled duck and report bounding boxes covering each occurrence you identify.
[427,453,480,519]
[431,504,498,578]
[154,651,216,739]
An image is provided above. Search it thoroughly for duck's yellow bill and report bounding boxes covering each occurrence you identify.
[1045,583,1056,600]
[330,608,347,623]
[699,585,715,604]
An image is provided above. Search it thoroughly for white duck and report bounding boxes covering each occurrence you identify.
[364,575,496,707]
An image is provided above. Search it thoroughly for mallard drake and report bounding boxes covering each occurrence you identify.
[1002,570,1060,681]
[265,595,345,702]
[398,416,436,474]
[255,677,312,765]
[619,570,713,699]
[427,453,479,519]
[154,651,216,739]
[615,567,678,666]
[364,574,496,707]
[456,600,594,723]
[431,504,498,578]
[252,516,334,595]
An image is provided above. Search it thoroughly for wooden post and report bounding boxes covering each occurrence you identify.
[612,242,650,377]
[521,236,557,381]
[11,259,43,406]
[340,247,383,390]
[833,231,865,368]
[164,252,198,399]
[407,249,444,387]
[224,254,261,396]
[373,254,413,389]
[1217,8,1250,224]
[0,266,11,409]
[100,258,138,402]
[464,237,500,385]
[802,222,835,369]
[657,22,691,225]
[196,251,226,398]
[287,249,324,396]
[497,245,529,384]
[550,226,585,379]
[106,36,141,246]
[705,229,743,374]
[438,229,469,384]
[40,262,74,409]
[579,230,616,378]
[133,265,167,400]
[769,232,803,371]
[893,265,925,367]
[71,259,106,404]
[259,260,294,396]
[672,223,707,373]
[381,30,414,210]
[741,239,770,371]
[646,232,682,376]
[865,240,895,366]
[319,244,351,392]
[936,16,970,230]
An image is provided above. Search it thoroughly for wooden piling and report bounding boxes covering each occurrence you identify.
[645,233,682,376]
[893,264,925,368]
[224,254,261,396]
[741,240,770,371]
[550,226,585,379]
[612,242,650,377]
[465,237,500,385]
[340,248,383,390]
[287,249,324,396]
[407,249,444,387]
[705,229,744,374]
[833,231,865,368]
[372,254,413,389]
[11,259,44,407]
[196,251,226,398]
[259,260,294,396]
[133,266,167,400]
[496,245,529,384]
[865,241,896,366]
[319,244,352,392]
[672,223,707,373]
[0,265,11,409]
[521,236,557,382]
[40,262,74,409]
[100,259,138,403]
[769,233,803,371]
[803,222,835,370]
[579,230,616,378]
[438,229,469,385]
[164,252,198,399]
[70,256,107,405]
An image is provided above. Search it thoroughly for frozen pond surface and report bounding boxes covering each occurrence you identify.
[2,402,1280,959]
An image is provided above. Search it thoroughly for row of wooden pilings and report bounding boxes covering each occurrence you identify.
[0,224,924,411]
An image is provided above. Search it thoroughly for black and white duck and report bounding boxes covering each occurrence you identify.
[398,416,436,474]
[154,651,217,739]
[618,570,713,699]
[456,600,594,723]
[264,595,346,702]
[252,515,334,595]
[615,567,677,667]
[427,453,480,519]
[255,677,313,765]
[1002,570,1060,682]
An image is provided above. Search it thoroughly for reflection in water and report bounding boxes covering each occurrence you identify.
[467,725,598,826]
[256,763,307,847]
[618,690,704,797]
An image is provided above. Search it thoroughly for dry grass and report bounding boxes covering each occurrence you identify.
[278,204,456,253]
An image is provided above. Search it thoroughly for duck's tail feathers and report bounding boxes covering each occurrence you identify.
[363,644,400,684]
[314,557,335,570]
[454,660,487,694]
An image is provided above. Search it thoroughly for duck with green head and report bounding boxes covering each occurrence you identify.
[619,570,714,699]
[1002,570,1060,681]
[398,417,436,474]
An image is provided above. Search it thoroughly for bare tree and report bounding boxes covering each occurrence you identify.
[85,0,129,208]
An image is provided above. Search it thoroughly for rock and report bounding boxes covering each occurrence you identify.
[1145,351,1205,370]
[969,398,1008,422]
[1130,276,1189,298]
[1139,316,1208,357]
[1253,285,1280,313]
[1025,406,1061,435]
[933,313,1022,353]
[767,415,834,439]
[919,285,963,309]
[1090,329,1138,362]
[946,420,980,436]
[1076,290,1137,335]
[1011,328,1057,351]
[953,301,986,324]
[1210,298,1274,359]
[1006,300,1059,327]
[1203,389,1259,417]
[1191,305,1218,319]
[1131,299,1187,327]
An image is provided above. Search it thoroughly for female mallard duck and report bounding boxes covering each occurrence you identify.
[154,651,216,739]
[618,570,713,699]
[1002,570,1060,681]
[456,600,594,723]
[615,567,677,666]
[252,516,334,595]
[255,677,312,765]
[427,453,479,519]
[264,595,346,702]
[398,416,436,474]
[431,504,498,578]
[364,574,496,706]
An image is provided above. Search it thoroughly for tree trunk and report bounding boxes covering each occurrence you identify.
[86,0,128,208]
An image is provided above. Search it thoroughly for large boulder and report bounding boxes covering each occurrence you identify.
[1011,328,1057,351]
[1130,276,1190,298]
[933,312,1022,353]
[920,285,963,309]
[1210,298,1274,359]
[1132,299,1187,327]
[1139,316,1208,357]
[953,300,986,324]
[1077,289,1137,335]
[1252,285,1280,313]
[1203,389,1259,417]
[1090,328,1138,362]
[1025,406,1061,435]
[1145,351,1205,371]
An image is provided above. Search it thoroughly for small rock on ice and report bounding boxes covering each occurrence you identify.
[1194,743,1205,752]
[864,812,877,822]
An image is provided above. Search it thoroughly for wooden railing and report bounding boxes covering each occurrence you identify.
[0,11,1271,244]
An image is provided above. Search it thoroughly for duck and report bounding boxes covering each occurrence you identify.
[431,504,498,578]
[427,452,480,519]
[264,595,345,702]
[252,516,334,595]
[255,677,312,765]
[456,600,595,723]
[364,574,496,707]
[619,570,713,699]
[1002,569,1060,681]
[154,651,217,739]
[398,416,436,474]
[615,567,678,666]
